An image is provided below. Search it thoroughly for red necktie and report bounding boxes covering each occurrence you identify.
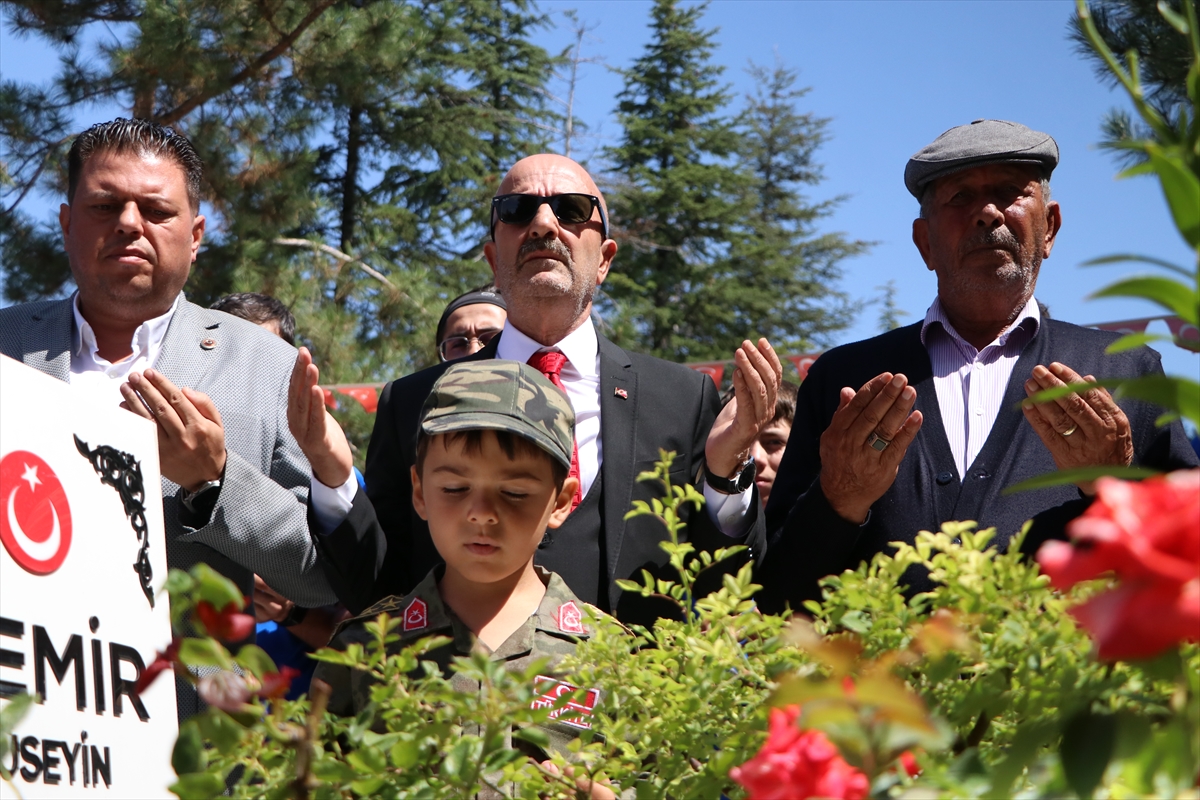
[527,350,583,511]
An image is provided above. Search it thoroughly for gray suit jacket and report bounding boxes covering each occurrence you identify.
[0,295,336,608]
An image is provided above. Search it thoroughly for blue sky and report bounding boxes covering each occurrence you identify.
[3,0,1196,384]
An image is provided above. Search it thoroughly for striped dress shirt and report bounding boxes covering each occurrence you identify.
[920,296,1041,480]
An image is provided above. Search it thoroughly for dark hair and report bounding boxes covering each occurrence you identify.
[435,283,507,346]
[211,292,297,345]
[719,379,799,426]
[415,429,568,490]
[773,380,799,426]
[68,118,204,212]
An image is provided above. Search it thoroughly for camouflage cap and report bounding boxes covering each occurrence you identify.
[421,360,575,470]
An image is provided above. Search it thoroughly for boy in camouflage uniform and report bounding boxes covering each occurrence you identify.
[314,361,616,799]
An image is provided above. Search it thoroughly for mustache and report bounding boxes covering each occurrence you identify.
[517,237,572,263]
[960,228,1021,256]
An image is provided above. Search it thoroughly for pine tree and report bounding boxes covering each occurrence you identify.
[601,0,748,361]
[1067,0,1199,162]
[0,0,558,381]
[723,58,866,354]
[602,2,865,361]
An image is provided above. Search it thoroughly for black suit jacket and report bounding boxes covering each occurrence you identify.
[756,319,1198,614]
[315,330,766,626]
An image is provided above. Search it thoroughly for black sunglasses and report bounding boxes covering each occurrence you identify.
[490,193,610,240]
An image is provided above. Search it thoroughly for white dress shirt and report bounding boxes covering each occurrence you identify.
[70,293,180,404]
[311,318,753,536]
[921,295,1041,479]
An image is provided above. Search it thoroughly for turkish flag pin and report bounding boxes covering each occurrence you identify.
[557,601,585,634]
[613,388,628,399]
[403,597,427,631]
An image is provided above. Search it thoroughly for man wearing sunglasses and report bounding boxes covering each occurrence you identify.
[297,154,782,627]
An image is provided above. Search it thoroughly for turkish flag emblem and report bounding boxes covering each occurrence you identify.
[0,450,73,575]
[403,597,427,632]
[557,601,585,634]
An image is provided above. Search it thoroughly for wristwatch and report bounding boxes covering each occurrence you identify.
[704,456,756,495]
[281,604,309,628]
[181,479,222,513]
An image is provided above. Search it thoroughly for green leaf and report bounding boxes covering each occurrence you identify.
[985,719,1059,797]
[347,746,387,774]
[1004,465,1160,494]
[0,692,37,740]
[171,720,207,775]
[179,638,235,670]
[390,739,421,770]
[350,777,385,796]
[1114,375,1200,426]
[169,772,225,799]
[1020,378,1124,407]
[1157,0,1191,34]
[234,644,278,680]
[1146,147,1200,248]
[1080,253,1192,278]
[1105,331,1171,353]
[1061,710,1116,799]
[195,709,244,755]
[190,563,245,610]
[164,568,197,598]
[512,726,551,749]
[1089,276,1198,325]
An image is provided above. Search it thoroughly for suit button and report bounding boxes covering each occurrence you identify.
[936,471,955,485]
[974,469,989,480]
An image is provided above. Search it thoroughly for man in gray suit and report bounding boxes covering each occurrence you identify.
[0,119,335,638]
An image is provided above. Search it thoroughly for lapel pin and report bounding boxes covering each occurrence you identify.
[614,387,628,399]
[200,337,217,350]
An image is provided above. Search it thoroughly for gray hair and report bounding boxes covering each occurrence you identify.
[919,177,1051,219]
[68,118,204,212]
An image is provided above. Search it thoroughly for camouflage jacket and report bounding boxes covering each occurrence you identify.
[314,566,609,762]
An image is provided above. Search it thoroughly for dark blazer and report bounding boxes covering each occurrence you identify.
[756,319,1198,614]
[315,329,766,627]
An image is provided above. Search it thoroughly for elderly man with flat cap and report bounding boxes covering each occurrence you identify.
[756,119,1198,613]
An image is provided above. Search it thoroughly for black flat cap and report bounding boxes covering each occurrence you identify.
[905,119,1059,199]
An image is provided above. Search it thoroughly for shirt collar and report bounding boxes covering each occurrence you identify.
[920,294,1041,352]
[496,317,599,378]
[72,292,181,362]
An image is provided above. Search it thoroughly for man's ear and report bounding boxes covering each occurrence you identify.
[191,214,206,261]
[595,239,617,286]
[411,465,429,521]
[546,476,579,529]
[483,241,498,279]
[912,218,933,271]
[1042,201,1062,259]
[59,203,71,240]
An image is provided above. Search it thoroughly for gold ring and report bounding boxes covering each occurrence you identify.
[1062,424,1078,437]
[866,432,890,451]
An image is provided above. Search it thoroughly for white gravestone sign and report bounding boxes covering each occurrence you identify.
[1,355,177,798]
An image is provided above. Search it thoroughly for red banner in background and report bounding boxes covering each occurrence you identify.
[337,386,380,414]
[1091,317,1153,334]
[689,363,726,385]
[314,315,1192,413]
[786,354,821,382]
[1164,316,1200,345]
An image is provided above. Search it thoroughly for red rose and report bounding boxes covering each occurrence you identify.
[133,638,181,696]
[195,599,257,642]
[257,666,301,701]
[730,705,869,800]
[898,750,921,778]
[1037,470,1200,661]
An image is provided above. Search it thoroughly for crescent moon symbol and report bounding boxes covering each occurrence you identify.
[6,485,61,563]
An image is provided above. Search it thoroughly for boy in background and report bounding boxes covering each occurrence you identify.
[310,361,615,799]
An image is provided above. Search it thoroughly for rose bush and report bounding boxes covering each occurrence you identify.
[729,705,868,800]
[1038,470,1200,660]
